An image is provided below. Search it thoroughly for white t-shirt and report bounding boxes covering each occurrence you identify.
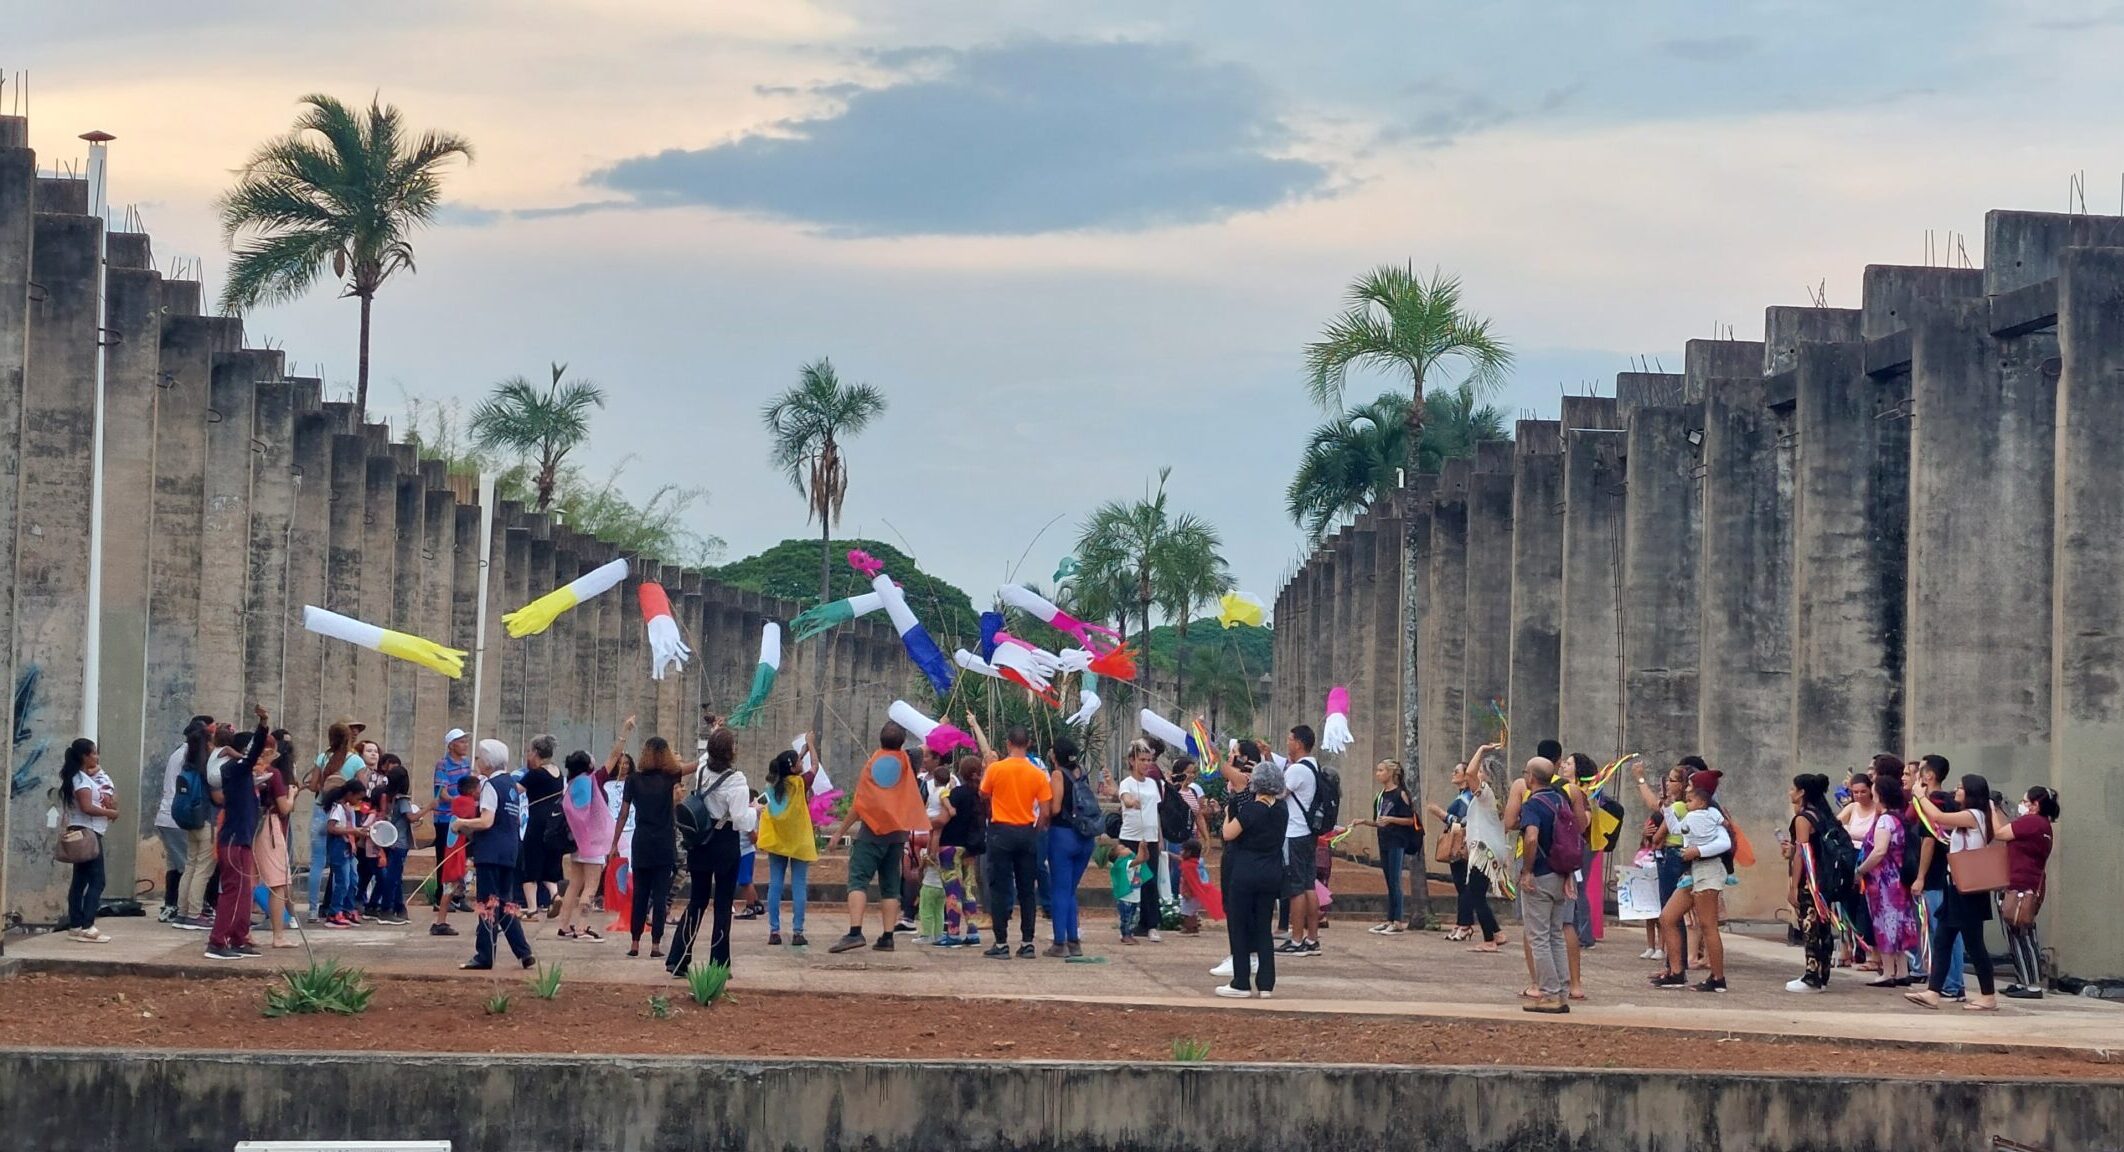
[67,768,116,835]
[1118,776,1162,841]
[204,750,230,792]
[154,745,186,829]
[327,802,352,830]
[1284,759,1319,837]
[1948,809,1991,855]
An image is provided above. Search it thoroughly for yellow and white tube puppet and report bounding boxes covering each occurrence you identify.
[1138,708,1205,759]
[303,605,466,679]
[789,591,885,642]
[503,557,628,639]
[727,622,782,729]
[997,583,1123,655]
[1218,591,1266,629]
[1065,672,1102,726]
[638,582,692,681]
[887,699,976,759]
[1321,685,1354,754]
[851,550,955,695]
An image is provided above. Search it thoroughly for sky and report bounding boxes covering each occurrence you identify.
[18,0,2124,617]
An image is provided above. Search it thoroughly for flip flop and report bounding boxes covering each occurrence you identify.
[1519,986,1541,999]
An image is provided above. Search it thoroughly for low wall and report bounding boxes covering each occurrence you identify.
[4,1049,2117,1152]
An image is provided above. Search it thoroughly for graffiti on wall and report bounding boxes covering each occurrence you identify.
[7,663,45,798]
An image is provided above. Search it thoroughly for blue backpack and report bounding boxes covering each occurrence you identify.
[170,759,212,831]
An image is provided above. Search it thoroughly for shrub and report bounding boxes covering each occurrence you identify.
[263,960,374,1018]
[485,993,511,1016]
[528,962,563,1000]
[648,993,674,1020]
[1172,1037,1211,1062]
[686,962,733,1006]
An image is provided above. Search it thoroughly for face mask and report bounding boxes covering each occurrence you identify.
[2017,802,2031,817]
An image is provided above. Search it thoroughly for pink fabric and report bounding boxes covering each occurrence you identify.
[1325,685,1351,715]
[562,770,615,864]
[1586,850,1605,940]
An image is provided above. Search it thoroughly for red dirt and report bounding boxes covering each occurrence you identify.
[1,972,2115,1078]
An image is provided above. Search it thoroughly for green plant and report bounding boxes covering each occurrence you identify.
[686,962,733,1006]
[485,992,512,1016]
[648,993,674,1020]
[470,363,607,512]
[217,93,473,422]
[263,960,375,1018]
[1172,1037,1212,1062]
[528,962,563,1000]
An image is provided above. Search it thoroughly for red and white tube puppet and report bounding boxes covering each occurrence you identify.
[997,583,1123,654]
[1065,674,1103,726]
[1322,685,1354,754]
[637,582,692,681]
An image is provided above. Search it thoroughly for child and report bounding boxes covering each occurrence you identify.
[1110,847,1152,943]
[1176,839,1224,932]
[321,782,360,928]
[1313,833,1335,930]
[430,776,479,937]
[733,799,764,921]
[918,846,946,941]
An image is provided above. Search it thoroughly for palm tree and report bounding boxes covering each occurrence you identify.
[762,359,888,731]
[218,94,473,423]
[1178,643,1257,743]
[1154,528,1234,716]
[469,363,607,512]
[1074,468,1227,732]
[1285,387,1511,539]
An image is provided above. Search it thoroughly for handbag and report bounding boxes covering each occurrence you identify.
[1434,823,1466,864]
[55,825,100,864]
[1999,886,2044,929]
[1948,819,2010,895]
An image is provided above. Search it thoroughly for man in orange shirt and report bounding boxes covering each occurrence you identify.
[980,725,1053,959]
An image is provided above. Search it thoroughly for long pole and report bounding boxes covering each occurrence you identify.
[81,130,112,738]
[469,472,496,739]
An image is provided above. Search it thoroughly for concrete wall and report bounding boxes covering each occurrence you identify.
[3,1049,2119,1152]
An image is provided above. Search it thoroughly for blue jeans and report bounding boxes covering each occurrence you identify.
[766,854,808,933]
[1379,844,1406,923]
[326,838,359,916]
[1046,825,1097,944]
[67,836,106,930]
[1924,887,1965,996]
[379,843,409,915]
[306,809,330,916]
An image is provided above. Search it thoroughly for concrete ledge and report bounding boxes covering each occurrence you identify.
[3,1048,2116,1152]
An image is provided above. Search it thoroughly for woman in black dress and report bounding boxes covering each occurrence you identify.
[516,734,565,917]
[1215,760,1287,1000]
[611,735,684,958]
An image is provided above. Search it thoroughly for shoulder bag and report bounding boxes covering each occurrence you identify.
[1948,816,2010,895]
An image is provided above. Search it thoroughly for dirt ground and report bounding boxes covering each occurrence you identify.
[3,971,2116,1078]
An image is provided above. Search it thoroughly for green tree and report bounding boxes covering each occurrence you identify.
[1073,468,1228,728]
[1175,642,1259,741]
[470,362,608,512]
[556,458,724,567]
[1154,529,1234,716]
[217,94,473,423]
[1285,387,1510,539]
[762,358,889,731]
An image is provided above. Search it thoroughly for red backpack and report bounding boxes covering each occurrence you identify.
[1534,790,1585,875]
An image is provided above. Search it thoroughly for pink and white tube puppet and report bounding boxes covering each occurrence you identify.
[887,699,975,760]
[1321,685,1354,754]
[637,582,692,681]
[997,584,1123,655]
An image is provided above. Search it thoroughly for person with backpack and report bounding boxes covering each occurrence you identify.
[1515,757,1580,1014]
[665,727,753,978]
[165,718,219,929]
[453,738,537,971]
[1858,772,1919,987]
[1649,767,1733,993]
[1784,773,1845,992]
[1045,736,1100,958]
[153,716,213,923]
[1278,724,1333,959]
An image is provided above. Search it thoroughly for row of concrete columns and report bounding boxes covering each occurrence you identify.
[1273,206,2124,981]
[0,118,912,926]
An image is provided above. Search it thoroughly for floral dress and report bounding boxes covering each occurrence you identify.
[1864,813,1919,954]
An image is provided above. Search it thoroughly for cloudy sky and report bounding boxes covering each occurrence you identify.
[19,1,2124,614]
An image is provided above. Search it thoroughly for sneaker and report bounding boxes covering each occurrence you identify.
[792,933,808,947]
[1257,990,1273,1000]
[962,932,983,947]
[871,933,895,952]
[383,913,411,926]
[1298,940,1322,958]
[828,931,867,954]
[177,915,212,932]
[325,915,352,930]
[233,944,262,957]
[735,906,762,922]
[894,918,920,933]
[203,946,243,960]
[157,906,179,924]
[1650,972,1688,989]
[430,923,459,937]
[933,935,960,948]
[1211,956,1235,977]
[1693,977,1727,994]
[1016,943,1037,959]
[1638,947,1658,960]
[1274,940,1306,955]
[1067,941,1083,958]
[1146,930,1162,943]
[1368,922,1391,934]
[768,932,783,946]
[1214,984,1255,999]
[1044,943,1069,958]
[1785,978,1824,994]
[983,944,1012,959]
[1383,923,1406,934]
[2003,986,2044,1000]
[1650,948,1665,962]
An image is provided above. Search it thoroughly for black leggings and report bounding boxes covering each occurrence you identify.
[1451,859,1500,942]
[667,832,739,973]
[1928,894,1996,997]
[988,823,1041,944]
[1225,879,1278,993]
[1119,837,1163,937]
[630,863,676,946]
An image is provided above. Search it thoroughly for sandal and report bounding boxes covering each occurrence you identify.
[1519,986,1541,999]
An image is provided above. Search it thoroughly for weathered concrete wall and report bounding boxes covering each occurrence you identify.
[1556,398,1624,764]
[3,1049,2118,1152]
[0,140,31,889]
[1418,466,1467,805]
[1461,443,1513,757]
[1620,402,1701,781]
[1505,422,1562,769]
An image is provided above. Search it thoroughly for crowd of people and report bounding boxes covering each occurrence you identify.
[52,706,2061,1014]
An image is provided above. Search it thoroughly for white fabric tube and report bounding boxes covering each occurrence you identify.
[954,649,1001,678]
[1138,709,1190,750]
[873,574,919,635]
[759,622,782,670]
[887,699,940,742]
[991,643,1054,692]
[997,583,1063,622]
[304,605,384,651]
[564,557,629,602]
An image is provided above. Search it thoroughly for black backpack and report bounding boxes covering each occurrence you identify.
[1157,782,1193,843]
[1062,769,1104,839]
[1300,760,1340,836]
[676,769,738,852]
[1814,815,1859,903]
[1898,816,1924,885]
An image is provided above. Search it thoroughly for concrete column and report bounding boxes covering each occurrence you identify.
[322,434,369,723]
[1506,422,1562,768]
[476,502,519,746]
[382,446,425,751]
[1307,549,1334,747]
[2049,245,2124,981]
[1365,501,1404,784]
[1907,301,2055,794]
[199,349,278,719]
[447,504,480,732]
[522,519,555,748]
[1278,571,1305,742]
[1764,306,1862,374]
[1558,397,1625,764]
[1791,339,1906,778]
[34,176,87,215]
[283,409,337,747]
[498,525,530,752]
[6,211,104,922]
[1344,517,1381,795]
[1418,465,1468,807]
[1684,339,1765,403]
[0,141,31,835]
[1983,209,2124,296]
[1615,372,1686,407]
[241,381,297,717]
[1860,266,1984,338]
[1621,404,1704,777]
[1327,529,1356,767]
[97,256,162,887]
[412,463,455,784]
[1697,374,1794,913]
[355,444,399,731]
[546,532,582,753]
[1462,441,1514,757]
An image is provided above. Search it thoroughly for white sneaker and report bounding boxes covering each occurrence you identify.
[1785,978,1824,994]
[1637,947,1655,960]
[1213,983,1255,999]
[1650,948,1665,962]
[1257,989,1273,999]
[1210,955,1262,978]
[1146,930,1162,943]
[1368,922,1390,934]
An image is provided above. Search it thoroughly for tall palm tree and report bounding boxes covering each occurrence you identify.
[218,94,473,422]
[1285,387,1511,539]
[1074,468,1228,733]
[1179,643,1257,744]
[1154,525,1234,716]
[762,359,888,731]
[469,363,607,513]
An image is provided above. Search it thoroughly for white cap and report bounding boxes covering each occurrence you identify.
[445,727,468,746]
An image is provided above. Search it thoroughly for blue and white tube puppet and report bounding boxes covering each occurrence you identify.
[851,550,954,695]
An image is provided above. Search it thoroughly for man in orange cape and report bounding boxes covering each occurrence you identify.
[827,720,931,953]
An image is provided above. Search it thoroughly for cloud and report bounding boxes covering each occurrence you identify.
[1382,81,1582,147]
[1658,33,1760,62]
[591,38,1330,236]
